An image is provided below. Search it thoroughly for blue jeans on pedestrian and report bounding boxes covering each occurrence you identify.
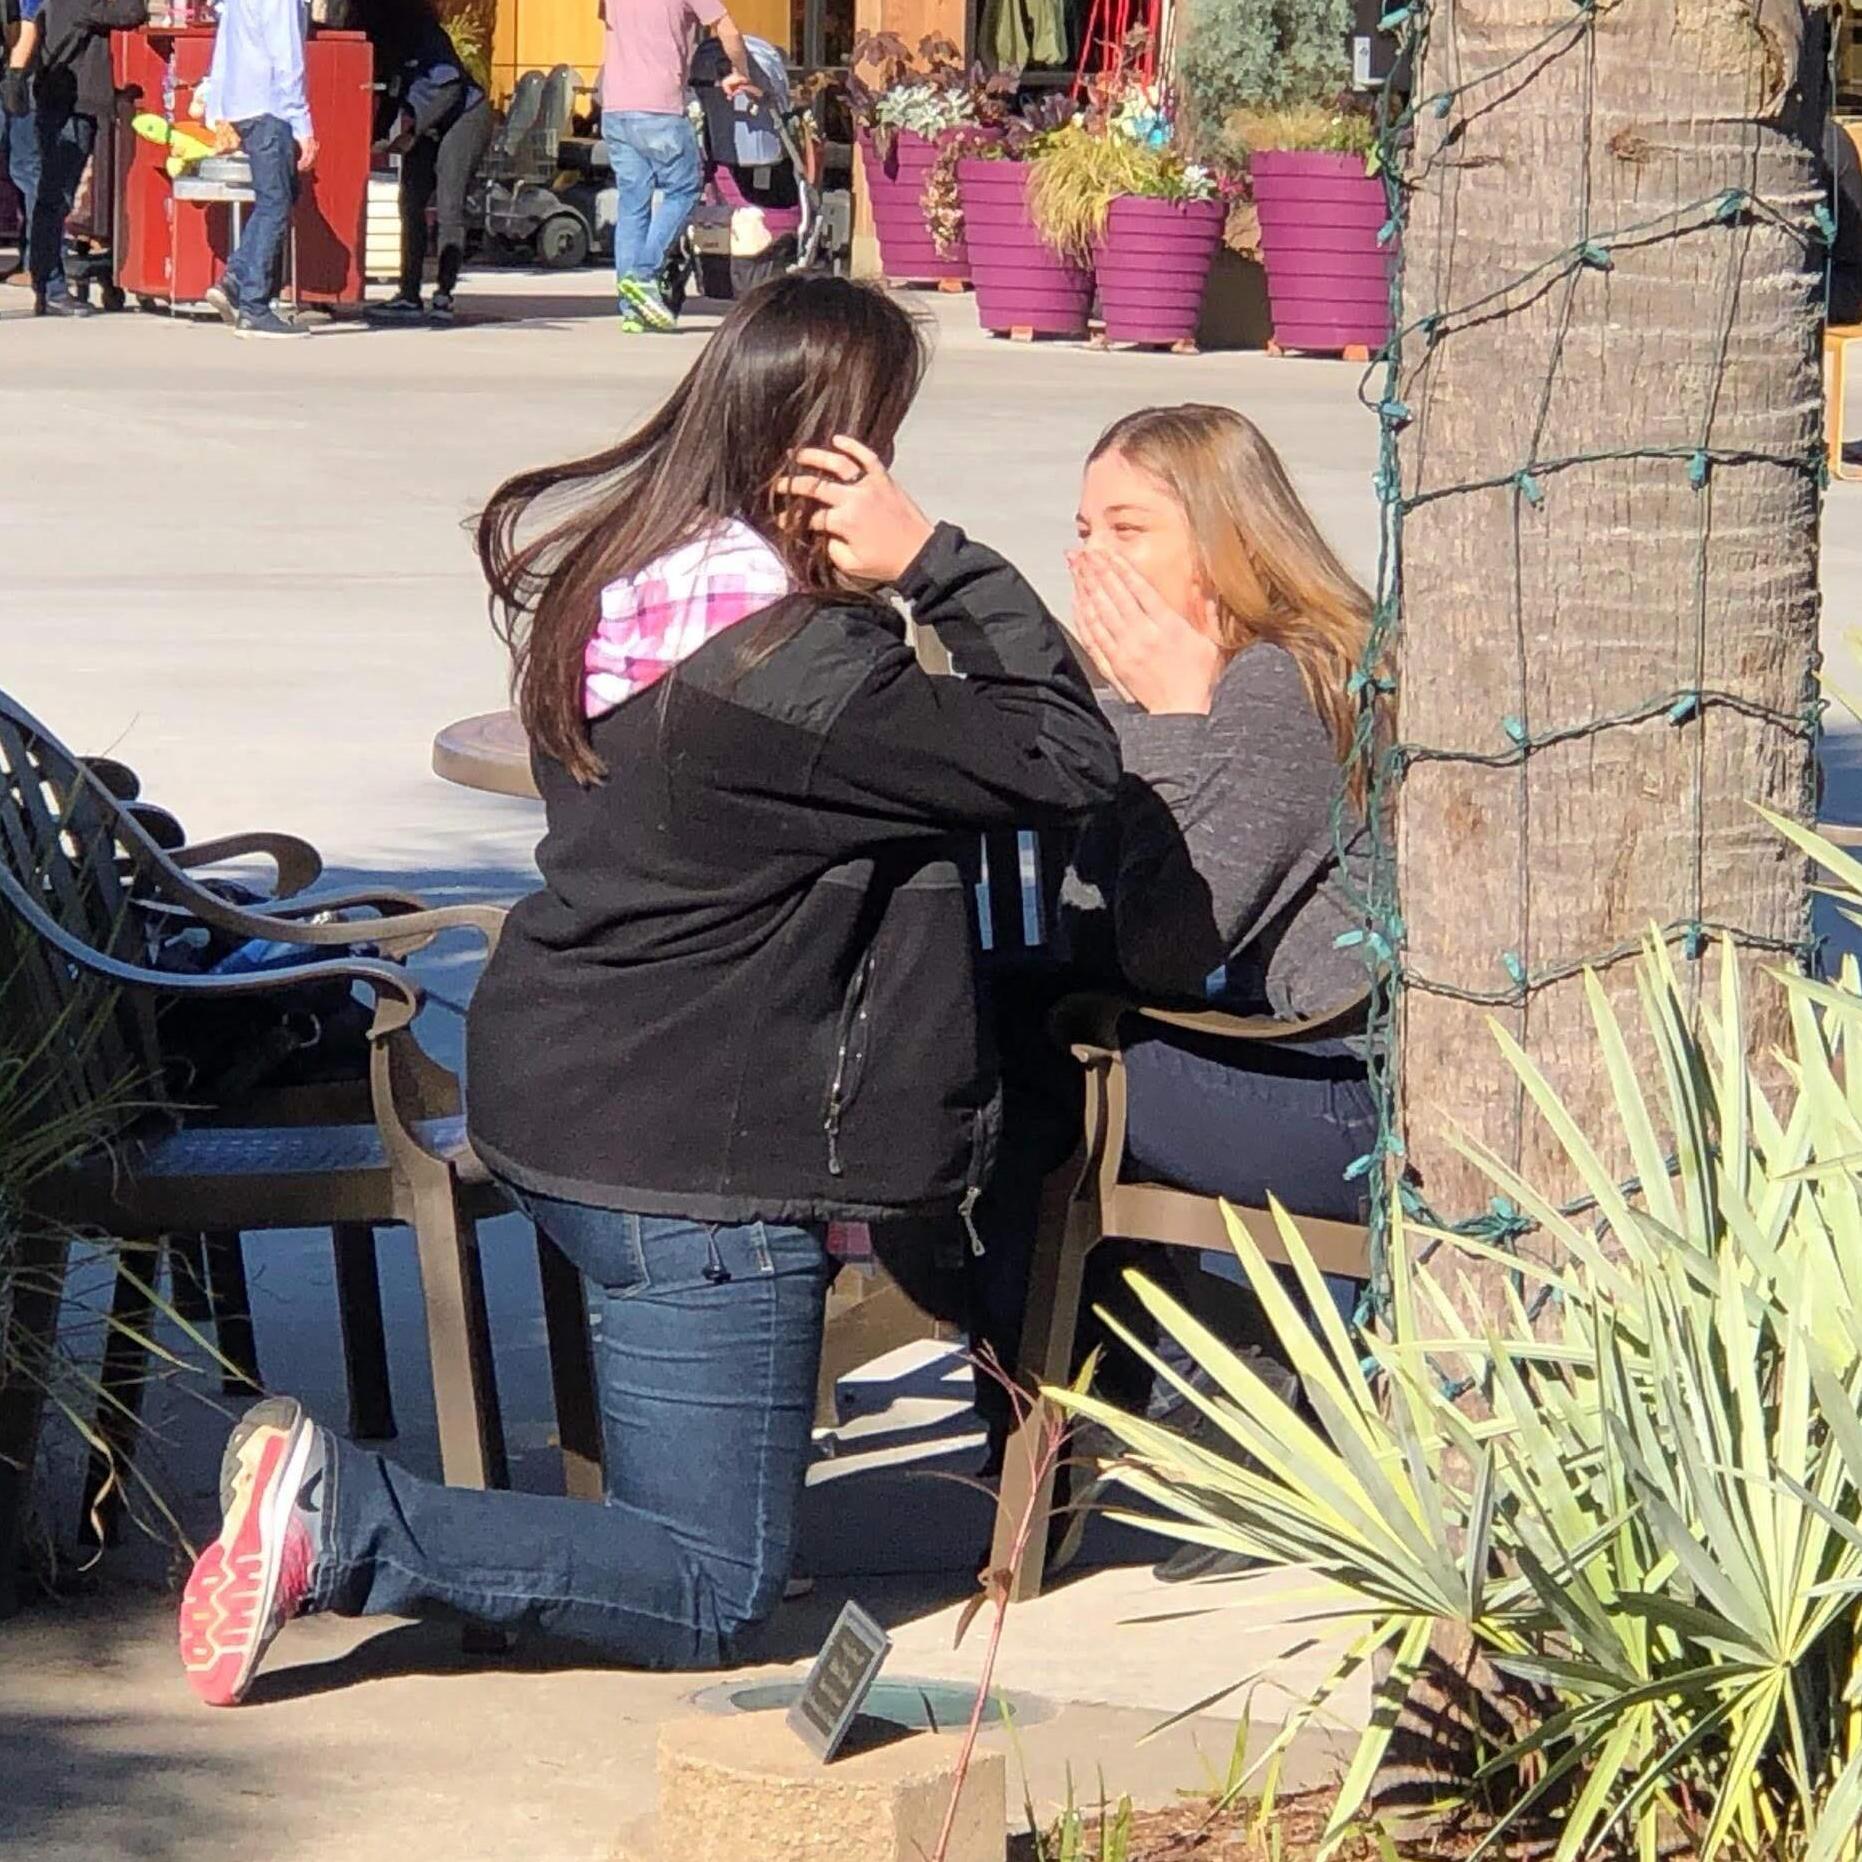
[3,106,40,279]
[29,101,93,300]
[223,114,299,311]
[602,108,702,288]
[309,1197,834,1666]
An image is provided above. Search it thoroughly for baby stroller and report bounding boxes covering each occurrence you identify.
[661,34,830,313]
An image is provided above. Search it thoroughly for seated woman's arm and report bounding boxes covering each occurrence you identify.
[1108,648,1337,1000]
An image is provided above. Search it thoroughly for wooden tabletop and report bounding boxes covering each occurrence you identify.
[432,710,541,800]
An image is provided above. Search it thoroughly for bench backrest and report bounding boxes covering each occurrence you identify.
[0,691,164,1135]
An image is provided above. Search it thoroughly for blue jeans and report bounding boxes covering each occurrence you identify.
[29,102,93,300]
[311,1198,834,1666]
[3,106,40,278]
[602,108,702,287]
[223,114,299,310]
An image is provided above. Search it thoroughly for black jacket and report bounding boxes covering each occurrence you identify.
[35,0,145,118]
[466,526,1121,1227]
[371,15,481,142]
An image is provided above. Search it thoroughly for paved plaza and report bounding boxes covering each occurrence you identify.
[4,271,1861,1860]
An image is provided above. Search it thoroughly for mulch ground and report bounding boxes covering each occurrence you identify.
[1006,1792,1481,1860]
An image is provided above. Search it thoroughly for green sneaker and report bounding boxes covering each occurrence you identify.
[617,276,676,332]
[617,313,646,334]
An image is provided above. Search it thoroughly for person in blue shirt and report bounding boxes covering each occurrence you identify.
[354,0,490,325]
[199,0,317,338]
[0,0,42,290]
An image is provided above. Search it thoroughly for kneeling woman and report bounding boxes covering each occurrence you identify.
[177,276,1120,1706]
[974,405,1381,1481]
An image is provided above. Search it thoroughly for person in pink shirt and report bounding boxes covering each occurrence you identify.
[599,0,756,330]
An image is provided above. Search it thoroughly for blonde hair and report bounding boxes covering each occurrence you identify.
[1089,404,1379,805]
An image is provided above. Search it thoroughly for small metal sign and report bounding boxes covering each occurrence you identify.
[787,1599,892,1763]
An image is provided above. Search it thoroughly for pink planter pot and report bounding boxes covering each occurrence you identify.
[859,129,972,283]
[957,159,1093,338]
[1249,150,1393,353]
[1092,195,1226,346]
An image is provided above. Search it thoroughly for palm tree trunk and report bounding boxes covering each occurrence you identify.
[1391,0,1826,1238]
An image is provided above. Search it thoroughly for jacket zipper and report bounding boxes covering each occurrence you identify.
[958,1185,985,1257]
[823,949,876,1177]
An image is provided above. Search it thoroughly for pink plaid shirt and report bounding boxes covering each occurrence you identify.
[583,525,872,1263]
[584,520,793,718]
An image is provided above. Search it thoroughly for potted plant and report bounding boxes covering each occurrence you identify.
[1024,84,1234,350]
[1166,0,1388,355]
[1231,102,1389,357]
[949,97,1093,339]
[845,33,1011,286]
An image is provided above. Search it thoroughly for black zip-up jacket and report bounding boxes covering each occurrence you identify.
[371,16,482,143]
[466,526,1121,1228]
[35,0,145,118]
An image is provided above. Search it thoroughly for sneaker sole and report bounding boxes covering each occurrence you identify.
[203,286,238,328]
[234,326,307,341]
[618,280,675,331]
[179,1398,312,1706]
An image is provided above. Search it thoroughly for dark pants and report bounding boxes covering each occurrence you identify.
[969,982,1376,1440]
[28,100,94,299]
[3,105,39,276]
[398,96,492,300]
[223,113,298,311]
[312,1196,834,1665]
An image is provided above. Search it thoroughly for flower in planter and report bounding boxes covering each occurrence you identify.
[922,91,1072,260]
[1024,106,1234,262]
[843,32,1017,158]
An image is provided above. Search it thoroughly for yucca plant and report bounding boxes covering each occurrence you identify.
[2,930,224,1593]
[1051,822,1862,1861]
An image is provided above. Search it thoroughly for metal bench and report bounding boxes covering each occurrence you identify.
[0,690,600,1610]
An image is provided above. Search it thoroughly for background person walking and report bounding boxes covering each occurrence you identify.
[357,0,491,326]
[197,0,316,338]
[22,0,145,316]
[597,0,756,331]
[1,0,42,291]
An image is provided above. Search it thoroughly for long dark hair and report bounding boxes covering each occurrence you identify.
[478,275,929,785]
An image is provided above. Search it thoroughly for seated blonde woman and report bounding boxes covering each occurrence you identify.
[971,405,1381,1578]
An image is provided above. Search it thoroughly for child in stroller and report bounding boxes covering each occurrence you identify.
[659,31,825,315]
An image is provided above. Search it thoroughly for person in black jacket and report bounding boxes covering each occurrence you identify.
[2,0,43,288]
[23,0,143,314]
[356,0,491,325]
[176,275,1121,1707]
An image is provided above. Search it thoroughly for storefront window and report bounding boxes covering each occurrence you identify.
[790,0,854,69]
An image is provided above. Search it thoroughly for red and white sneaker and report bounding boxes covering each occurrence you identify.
[178,1396,325,1707]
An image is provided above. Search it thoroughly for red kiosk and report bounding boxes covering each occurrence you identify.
[112,22,372,309]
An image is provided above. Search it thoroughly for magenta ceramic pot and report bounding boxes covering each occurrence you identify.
[956,158,1093,338]
[1249,150,1393,352]
[859,128,975,283]
[1092,194,1226,345]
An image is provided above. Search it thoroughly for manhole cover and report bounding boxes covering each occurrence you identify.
[692,1676,1054,1732]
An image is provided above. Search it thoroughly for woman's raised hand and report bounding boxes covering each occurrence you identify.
[1068,547,1224,716]
[776,437,935,586]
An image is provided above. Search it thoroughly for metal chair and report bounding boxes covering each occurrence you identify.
[987,991,1375,1600]
[0,690,598,1606]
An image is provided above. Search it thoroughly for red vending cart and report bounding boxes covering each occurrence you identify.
[113,22,372,309]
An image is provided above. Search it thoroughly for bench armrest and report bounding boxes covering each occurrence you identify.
[0,857,424,1030]
[1049,990,1370,1058]
[170,831,325,900]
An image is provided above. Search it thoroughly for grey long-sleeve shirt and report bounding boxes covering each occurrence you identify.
[1067,641,1368,1021]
